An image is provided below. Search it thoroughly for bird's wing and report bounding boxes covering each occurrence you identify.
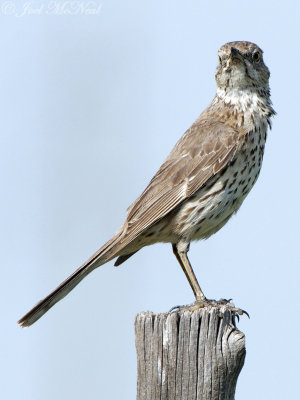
[17,119,241,327]
[116,119,241,251]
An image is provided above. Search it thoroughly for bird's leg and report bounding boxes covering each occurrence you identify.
[171,243,249,319]
[172,243,206,301]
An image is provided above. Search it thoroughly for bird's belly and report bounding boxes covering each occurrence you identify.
[173,130,265,240]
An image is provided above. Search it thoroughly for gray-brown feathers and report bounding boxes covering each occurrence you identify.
[18,41,275,327]
[216,41,271,92]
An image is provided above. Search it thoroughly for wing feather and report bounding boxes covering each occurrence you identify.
[115,119,241,252]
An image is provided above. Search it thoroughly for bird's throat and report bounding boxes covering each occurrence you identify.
[213,87,275,131]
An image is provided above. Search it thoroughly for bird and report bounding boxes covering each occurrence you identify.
[18,41,275,327]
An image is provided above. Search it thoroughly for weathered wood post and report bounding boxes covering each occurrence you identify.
[135,308,245,400]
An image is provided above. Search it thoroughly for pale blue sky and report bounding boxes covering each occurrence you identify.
[1,1,300,399]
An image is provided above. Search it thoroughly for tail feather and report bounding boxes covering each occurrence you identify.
[18,233,122,327]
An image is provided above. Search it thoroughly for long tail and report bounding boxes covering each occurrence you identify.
[18,233,122,327]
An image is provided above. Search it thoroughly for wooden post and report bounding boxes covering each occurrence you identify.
[135,308,245,400]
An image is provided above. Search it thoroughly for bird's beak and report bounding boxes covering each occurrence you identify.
[230,47,244,62]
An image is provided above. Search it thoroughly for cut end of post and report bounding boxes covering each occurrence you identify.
[135,307,246,400]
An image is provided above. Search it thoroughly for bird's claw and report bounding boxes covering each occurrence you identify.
[169,298,250,320]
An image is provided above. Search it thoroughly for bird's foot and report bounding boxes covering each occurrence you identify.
[170,298,249,320]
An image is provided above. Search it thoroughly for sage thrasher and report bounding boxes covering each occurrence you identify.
[19,41,275,327]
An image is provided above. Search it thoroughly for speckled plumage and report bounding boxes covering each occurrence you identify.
[19,41,275,327]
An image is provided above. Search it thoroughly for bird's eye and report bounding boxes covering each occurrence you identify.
[253,52,260,62]
[218,56,222,65]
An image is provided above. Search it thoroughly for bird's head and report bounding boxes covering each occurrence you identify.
[215,41,270,92]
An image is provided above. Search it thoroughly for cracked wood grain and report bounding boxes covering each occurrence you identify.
[135,308,245,400]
